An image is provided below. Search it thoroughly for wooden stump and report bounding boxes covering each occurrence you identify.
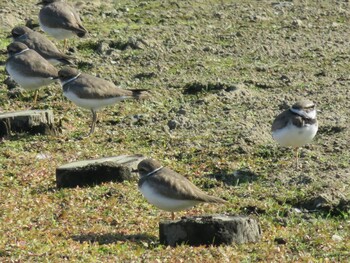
[0,110,57,137]
[56,155,145,188]
[159,215,261,246]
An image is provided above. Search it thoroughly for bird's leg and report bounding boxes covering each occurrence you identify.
[33,90,39,106]
[88,110,97,136]
[171,212,175,221]
[295,147,299,169]
[64,39,68,50]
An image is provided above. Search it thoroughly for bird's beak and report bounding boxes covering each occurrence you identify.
[6,34,12,38]
[131,169,139,173]
[36,1,44,5]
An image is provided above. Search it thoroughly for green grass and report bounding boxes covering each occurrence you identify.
[1,0,350,261]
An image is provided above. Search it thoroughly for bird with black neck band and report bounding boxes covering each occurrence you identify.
[137,158,227,220]
[272,100,318,168]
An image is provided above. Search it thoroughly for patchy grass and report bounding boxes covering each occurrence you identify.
[1,0,350,261]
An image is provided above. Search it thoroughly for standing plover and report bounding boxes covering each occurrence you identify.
[138,158,227,220]
[56,67,149,136]
[5,42,58,103]
[272,100,318,167]
[38,0,87,48]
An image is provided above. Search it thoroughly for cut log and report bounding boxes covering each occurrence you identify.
[56,155,145,188]
[159,215,261,246]
[0,110,57,137]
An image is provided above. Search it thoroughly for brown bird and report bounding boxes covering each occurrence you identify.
[138,159,227,220]
[5,42,58,104]
[56,67,149,135]
[272,100,318,167]
[38,0,87,49]
[9,25,73,65]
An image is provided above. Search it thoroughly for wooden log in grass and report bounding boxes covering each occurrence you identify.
[0,110,57,137]
[159,215,261,246]
[56,155,145,188]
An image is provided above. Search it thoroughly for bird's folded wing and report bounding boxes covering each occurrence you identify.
[146,168,213,201]
[271,110,292,131]
[66,74,133,99]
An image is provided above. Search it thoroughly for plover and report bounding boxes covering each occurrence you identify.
[138,158,227,220]
[56,67,149,136]
[272,100,318,167]
[38,0,87,48]
[5,42,58,103]
[9,25,73,65]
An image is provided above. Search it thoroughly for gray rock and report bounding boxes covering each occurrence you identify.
[292,19,303,28]
[56,155,145,188]
[167,119,178,130]
[129,114,148,125]
[97,41,111,55]
[0,110,57,138]
[177,107,187,115]
[332,234,343,242]
[159,215,261,246]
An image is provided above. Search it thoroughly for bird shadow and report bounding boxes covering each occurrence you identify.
[71,232,157,245]
[207,168,258,186]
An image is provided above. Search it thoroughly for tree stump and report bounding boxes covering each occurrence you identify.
[0,110,57,137]
[56,155,145,188]
[159,215,261,246]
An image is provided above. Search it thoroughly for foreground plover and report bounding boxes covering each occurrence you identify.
[138,158,227,220]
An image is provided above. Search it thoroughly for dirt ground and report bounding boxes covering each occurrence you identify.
[1,0,350,261]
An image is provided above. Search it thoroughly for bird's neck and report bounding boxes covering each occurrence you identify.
[145,166,164,177]
[290,108,316,120]
[13,48,30,56]
[61,73,81,86]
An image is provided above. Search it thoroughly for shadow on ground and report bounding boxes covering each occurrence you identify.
[71,232,157,245]
[208,168,259,186]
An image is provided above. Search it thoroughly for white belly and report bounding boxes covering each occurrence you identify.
[139,183,201,212]
[273,122,318,148]
[39,21,76,40]
[6,64,54,90]
[64,90,127,110]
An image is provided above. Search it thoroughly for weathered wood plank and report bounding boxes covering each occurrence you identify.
[159,215,261,246]
[0,110,57,137]
[56,155,145,188]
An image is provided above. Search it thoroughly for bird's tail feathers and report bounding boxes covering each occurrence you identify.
[76,26,88,38]
[130,89,150,100]
[206,195,228,204]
